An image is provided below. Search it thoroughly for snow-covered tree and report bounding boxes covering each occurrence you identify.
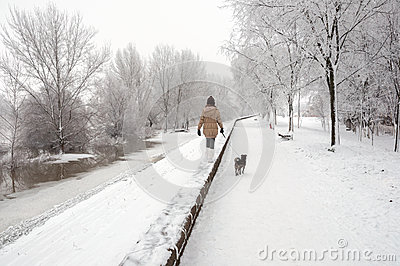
[172,49,205,130]
[379,0,400,151]
[0,55,25,192]
[96,44,150,139]
[149,44,177,132]
[0,4,109,153]
[225,0,388,148]
[224,2,319,132]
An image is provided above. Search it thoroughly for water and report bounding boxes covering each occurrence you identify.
[0,139,160,199]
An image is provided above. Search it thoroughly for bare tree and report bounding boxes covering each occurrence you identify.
[380,0,400,151]
[150,44,176,132]
[107,43,150,137]
[96,72,128,139]
[173,49,205,130]
[0,4,109,153]
[228,46,279,126]
[225,0,387,147]
[296,0,388,147]
[0,55,25,192]
[225,17,315,132]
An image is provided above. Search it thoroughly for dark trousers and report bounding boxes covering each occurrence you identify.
[206,138,215,149]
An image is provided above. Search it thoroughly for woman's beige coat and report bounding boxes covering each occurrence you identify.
[198,105,223,138]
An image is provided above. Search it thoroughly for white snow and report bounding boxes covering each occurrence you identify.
[0,130,195,233]
[1,116,399,266]
[45,153,95,164]
[0,122,234,265]
[120,121,235,265]
[181,116,400,265]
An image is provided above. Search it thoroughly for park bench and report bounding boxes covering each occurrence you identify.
[278,132,293,140]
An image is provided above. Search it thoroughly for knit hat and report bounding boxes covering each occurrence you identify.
[206,96,215,106]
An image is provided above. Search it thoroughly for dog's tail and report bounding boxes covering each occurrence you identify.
[234,158,240,163]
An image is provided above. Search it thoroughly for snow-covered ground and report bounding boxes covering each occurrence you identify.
[1,116,398,266]
[181,116,400,265]
[45,153,95,164]
[0,130,195,234]
[0,122,234,265]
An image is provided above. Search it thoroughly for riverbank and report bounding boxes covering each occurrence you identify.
[0,129,196,232]
[0,122,232,265]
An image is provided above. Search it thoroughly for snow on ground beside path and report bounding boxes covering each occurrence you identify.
[0,130,195,233]
[121,121,235,265]
[0,122,233,265]
[181,116,400,266]
[0,172,164,266]
[45,153,95,164]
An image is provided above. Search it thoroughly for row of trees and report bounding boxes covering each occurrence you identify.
[224,0,400,151]
[95,43,212,140]
[0,4,244,192]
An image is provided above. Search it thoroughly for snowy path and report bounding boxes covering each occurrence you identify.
[181,117,400,265]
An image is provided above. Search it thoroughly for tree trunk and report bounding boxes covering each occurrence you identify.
[11,168,16,193]
[58,106,65,153]
[10,146,16,193]
[360,96,363,142]
[60,142,65,154]
[395,102,399,152]
[335,83,340,145]
[288,95,294,132]
[297,90,301,128]
[327,62,337,147]
[174,105,180,130]
[371,122,374,146]
[164,113,168,133]
[174,87,182,130]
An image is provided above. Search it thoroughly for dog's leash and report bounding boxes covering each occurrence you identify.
[221,131,242,157]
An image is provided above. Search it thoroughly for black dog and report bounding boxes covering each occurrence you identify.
[234,154,247,176]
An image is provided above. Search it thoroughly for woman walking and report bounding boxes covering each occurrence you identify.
[197,96,224,162]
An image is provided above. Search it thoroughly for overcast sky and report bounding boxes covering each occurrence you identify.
[0,0,234,65]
